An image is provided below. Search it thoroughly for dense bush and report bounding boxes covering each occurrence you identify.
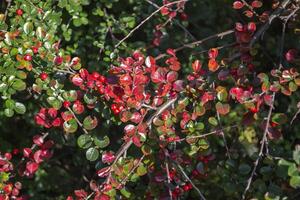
[1,0,300,199]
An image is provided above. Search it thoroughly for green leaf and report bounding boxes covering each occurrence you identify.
[239,164,251,175]
[120,188,131,198]
[293,145,300,165]
[12,80,26,91]
[86,147,99,161]
[83,116,98,130]
[93,136,110,148]
[77,134,93,149]
[208,117,218,126]
[137,164,147,176]
[63,119,78,133]
[4,108,14,117]
[5,99,15,109]
[288,163,298,176]
[14,102,26,114]
[272,113,288,125]
[83,94,97,105]
[290,176,300,188]
[24,22,33,34]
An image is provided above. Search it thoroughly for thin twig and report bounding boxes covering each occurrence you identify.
[100,97,178,188]
[241,93,275,200]
[164,150,173,200]
[119,155,145,186]
[249,0,292,47]
[216,111,231,159]
[4,0,12,21]
[67,107,89,134]
[115,0,189,48]
[177,125,238,142]
[146,0,195,41]
[155,29,234,60]
[174,161,206,200]
[240,0,259,17]
[291,108,300,125]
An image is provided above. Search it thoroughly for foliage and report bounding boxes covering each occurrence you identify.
[1,0,300,200]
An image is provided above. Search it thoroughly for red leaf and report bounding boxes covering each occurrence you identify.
[201,92,214,104]
[208,59,219,72]
[72,75,84,86]
[119,74,132,86]
[145,56,156,68]
[132,135,142,147]
[166,48,176,57]
[192,60,202,73]
[33,135,44,146]
[247,22,256,32]
[33,150,43,164]
[216,102,230,115]
[102,151,115,164]
[166,71,178,83]
[251,0,262,8]
[97,167,110,178]
[124,124,136,136]
[285,49,298,62]
[26,161,39,174]
[72,100,85,114]
[130,112,142,124]
[208,48,218,59]
[23,148,32,158]
[160,7,170,16]
[52,117,62,127]
[233,1,244,9]
[151,68,166,83]
[74,189,87,198]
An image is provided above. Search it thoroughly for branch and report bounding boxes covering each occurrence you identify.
[115,0,189,48]
[241,93,275,200]
[165,160,173,200]
[174,161,206,200]
[101,97,178,187]
[4,0,12,21]
[155,29,234,60]
[67,107,89,134]
[145,0,196,41]
[177,125,238,142]
[240,0,259,17]
[119,155,145,186]
[249,0,292,47]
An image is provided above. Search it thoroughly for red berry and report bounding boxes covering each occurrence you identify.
[24,54,32,61]
[12,148,19,155]
[32,46,39,54]
[16,9,23,16]
[249,107,258,113]
[40,72,48,81]
[54,56,63,65]
[63,101,71,108]
[233,1,244,9]
[92,72,100,80]
[99,75,106,83]
[4,153,12,160]
[180,12,188,21]
[183,184,190,191]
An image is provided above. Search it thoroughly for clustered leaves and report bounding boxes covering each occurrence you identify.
[1,0,300,200]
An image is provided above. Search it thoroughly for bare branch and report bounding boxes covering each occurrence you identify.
[241,93,275,200]
[145,0,196,41]
[101,97,178,187]
[155,29,234,60]
[174,161,206,200]
[115,0,189,48]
